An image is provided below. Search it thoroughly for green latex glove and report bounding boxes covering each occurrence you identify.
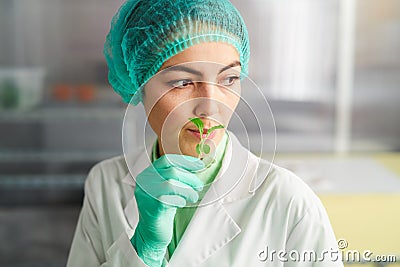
[131,154,205,267]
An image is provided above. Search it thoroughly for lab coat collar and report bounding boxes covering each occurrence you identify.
[209,132,272,203]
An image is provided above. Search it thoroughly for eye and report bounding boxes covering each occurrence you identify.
[171,79,194,89]
[219,76,240,87]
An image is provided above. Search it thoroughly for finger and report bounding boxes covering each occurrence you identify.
[167,154,205,171]
[161,179,199,204]
[159,168,204,191]
[158,195,186,208]
[153,154,204,171]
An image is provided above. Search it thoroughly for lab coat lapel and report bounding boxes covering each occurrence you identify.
[207,132,267,203]
[122,147,150,187]
[213,133,253,201]
[167,189,241,266]
[122,147,151,229]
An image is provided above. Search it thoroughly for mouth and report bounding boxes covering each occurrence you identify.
[187,128,218,140]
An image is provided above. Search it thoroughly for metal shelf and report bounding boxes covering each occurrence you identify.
[0,174,85,189]
[0,107,125,122]
[1,263,65,267]
[0,150,121,162]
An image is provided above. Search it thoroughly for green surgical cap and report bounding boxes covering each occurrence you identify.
[104,0,250,105]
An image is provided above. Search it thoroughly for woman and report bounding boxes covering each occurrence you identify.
[67,0,343,266]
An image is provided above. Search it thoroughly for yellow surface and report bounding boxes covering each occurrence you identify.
[374,153,400,176]
[319,194,400,265]
[273,152,400,265]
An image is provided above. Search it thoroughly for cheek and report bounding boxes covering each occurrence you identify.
[223,89,240,111]
[146,92,190,136]
[217,90,240,126]
[146,99,171,136]
[230,94,240,109]
[143,83,175,135]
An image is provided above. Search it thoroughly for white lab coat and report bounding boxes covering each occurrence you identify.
[66,133,343,267]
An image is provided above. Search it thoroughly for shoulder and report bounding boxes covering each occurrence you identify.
[256,159,330,225]
[264,162,317,200]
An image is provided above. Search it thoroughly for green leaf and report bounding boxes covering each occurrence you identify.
[203,144,211,154]
[189,117,204,135]
[196,143,201,155]
[206,125,224,134]
[205,124,224,139]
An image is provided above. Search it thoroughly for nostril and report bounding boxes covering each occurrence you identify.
[193,97,220,118]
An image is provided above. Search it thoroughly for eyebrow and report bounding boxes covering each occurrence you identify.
[162,61,241,76]
[218,61,241,74]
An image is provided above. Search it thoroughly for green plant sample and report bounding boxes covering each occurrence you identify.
[188,117,224,159]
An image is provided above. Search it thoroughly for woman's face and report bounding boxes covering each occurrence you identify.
[143,42,241,158]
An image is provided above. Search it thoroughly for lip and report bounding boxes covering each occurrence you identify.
[187,129,217,140]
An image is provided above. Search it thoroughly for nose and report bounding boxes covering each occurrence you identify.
[193,82,220,117]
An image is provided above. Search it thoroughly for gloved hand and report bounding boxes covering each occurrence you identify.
[131,154,204,267]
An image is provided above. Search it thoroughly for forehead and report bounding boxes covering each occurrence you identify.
[159,42,241,72]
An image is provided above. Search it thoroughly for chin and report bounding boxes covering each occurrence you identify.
[179,138,198,157]
[178,130,224,158]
